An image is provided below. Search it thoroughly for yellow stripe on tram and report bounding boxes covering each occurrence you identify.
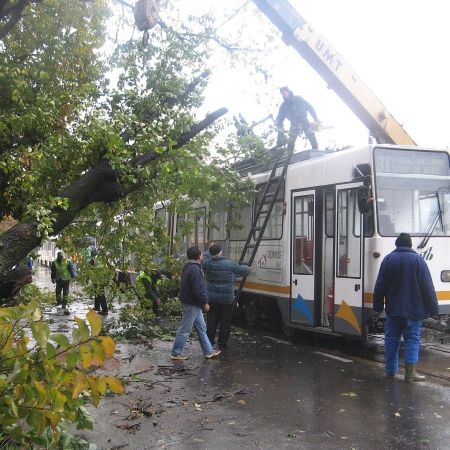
[237,281,290,295]
[235,287,450,302]
[365,291,450,304]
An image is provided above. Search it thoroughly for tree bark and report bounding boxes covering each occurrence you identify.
[0,108,227,302]
[0,0,31,40]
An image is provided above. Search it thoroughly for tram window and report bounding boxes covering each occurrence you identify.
[155,206,166,225]
[325,191,334,237]
[337,189,361,278]
[293,195,314,275]
[167,211,174,240]
[209,210,227,241]
[258,201,283,239]
[354,199,375,237]
[196,208,206,250]
[255,181,285,240]
[173,214,187,258]
[186,214,196,248]
[338,192,348,238]
[374,148,450,236]
[186,208,207,250]
[154,206,170,244]
[363,209,374,236]
[229,205,252,240]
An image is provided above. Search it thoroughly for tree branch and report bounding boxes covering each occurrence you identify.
[122,71,211,143]
[133,107,227,167]
[0,107,228,301]
[113,0,134,9]
[0,0,30,40]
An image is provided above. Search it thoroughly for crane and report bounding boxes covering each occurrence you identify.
[252,0,416,145]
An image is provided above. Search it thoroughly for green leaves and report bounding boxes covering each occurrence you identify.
[31,321,50,348]
[0,304,123,446]
[0,0,255,298]
[51,333,70,350]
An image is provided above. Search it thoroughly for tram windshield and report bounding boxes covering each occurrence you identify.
[374,148,450,237]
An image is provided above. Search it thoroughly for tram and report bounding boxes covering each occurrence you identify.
[157,144,450,340]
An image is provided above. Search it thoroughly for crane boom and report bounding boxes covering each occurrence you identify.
[253,0,416,145]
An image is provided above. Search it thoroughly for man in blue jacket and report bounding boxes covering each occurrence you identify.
[373,233,439,382]
[203,243,251,350]
[171,246,221,360]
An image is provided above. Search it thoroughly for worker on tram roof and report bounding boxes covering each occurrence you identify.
[276,86,320,150]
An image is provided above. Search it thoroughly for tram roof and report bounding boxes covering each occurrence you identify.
[233,148,335,176]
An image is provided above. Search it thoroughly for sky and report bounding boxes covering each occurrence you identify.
[188,0,450,151]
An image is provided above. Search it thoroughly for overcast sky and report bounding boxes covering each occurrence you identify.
[190,0,450,150]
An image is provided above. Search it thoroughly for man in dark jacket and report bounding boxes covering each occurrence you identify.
[276,86,320,149]
[203,243,251,350]
[171,246,221,360]
[89,249,108,316]
[51,251,76,315]
[373,233,439,382]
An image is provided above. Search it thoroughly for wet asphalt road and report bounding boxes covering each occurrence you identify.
[80,335,450,450]
[32,266,450,450]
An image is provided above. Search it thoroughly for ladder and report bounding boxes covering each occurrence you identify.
[234,138,295,303]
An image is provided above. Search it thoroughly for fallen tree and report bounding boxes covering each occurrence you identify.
[0,0,252,302]
[0,107,227,300]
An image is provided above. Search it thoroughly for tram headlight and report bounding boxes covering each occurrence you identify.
[441,271,450,282]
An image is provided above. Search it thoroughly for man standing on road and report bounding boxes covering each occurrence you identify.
[51,251,76,315]
[203,243,251,350]
[171,246,221,360]
[373,233,439,382]
[89,249,108,316]
[276,86,320,150]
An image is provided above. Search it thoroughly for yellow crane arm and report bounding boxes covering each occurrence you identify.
[253,0,416,145]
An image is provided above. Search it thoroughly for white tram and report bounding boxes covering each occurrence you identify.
[158,144,450,339]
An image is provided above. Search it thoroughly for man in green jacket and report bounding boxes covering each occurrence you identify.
[51,251,76,315]
[135,269,167,315]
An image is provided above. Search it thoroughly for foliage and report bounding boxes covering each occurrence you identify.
[0,0,294,307]
[105,302,158,341]
[0,0,109,219]
[0,302,123,448]
[159,296,182,321]
[104,272,181,341]
[0,0,264,298]
[14,282,54,306]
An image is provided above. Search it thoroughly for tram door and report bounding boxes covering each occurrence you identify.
[321,189,335,328]
[333,183,365,337]
[290,191,315,327]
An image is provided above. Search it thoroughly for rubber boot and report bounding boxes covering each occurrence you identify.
[404,364,426,383]
[62,297,70,315]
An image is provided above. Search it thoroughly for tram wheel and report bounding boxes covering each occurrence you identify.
[244,298,259,327]
[281,322,296,338]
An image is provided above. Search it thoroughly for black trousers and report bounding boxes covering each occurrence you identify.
[290,122,318,149]
[207,303,234,348]
[94,294,108,312]
[55,280,70,308]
